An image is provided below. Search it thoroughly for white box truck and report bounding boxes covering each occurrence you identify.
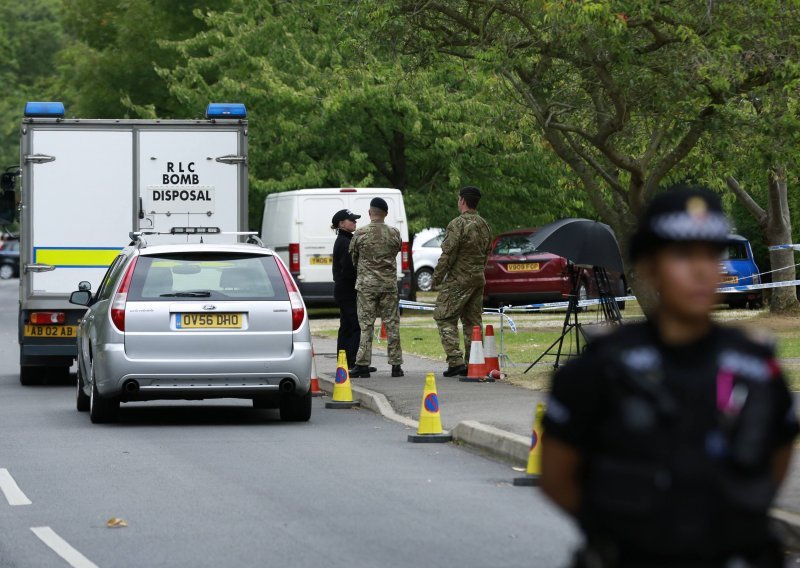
[0,101,250,384]
[261,188,414,306]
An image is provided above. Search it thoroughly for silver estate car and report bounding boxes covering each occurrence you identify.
[69,240,312,424]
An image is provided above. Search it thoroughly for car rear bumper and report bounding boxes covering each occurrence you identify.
[92,341,313,398]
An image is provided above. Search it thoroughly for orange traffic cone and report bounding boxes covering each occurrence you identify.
[484,325,500,376]
[514,403,546,486]
[461,325,489,383]
[325,350,360,409]
[309,346,323,397]
[379,322,388,342]
[408,372,452,443]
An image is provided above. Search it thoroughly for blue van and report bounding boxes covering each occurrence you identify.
[719,234,763,309]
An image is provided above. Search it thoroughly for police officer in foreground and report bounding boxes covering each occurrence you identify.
[349,197,404,378]
[331,208,367,371]
[541,186,798,568]
[433,186,492,377]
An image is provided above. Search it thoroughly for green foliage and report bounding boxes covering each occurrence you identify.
[160,1,577,232]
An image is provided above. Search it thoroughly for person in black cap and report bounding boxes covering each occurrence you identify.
[331,209,363,370]
[349,197,404,377]
[540,186,798,567]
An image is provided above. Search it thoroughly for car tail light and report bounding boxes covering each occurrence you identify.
[110,257,138,332]
[401,242,410,271]
[30,312,65,324]
[275,257,305,331]
[289,243,300,274]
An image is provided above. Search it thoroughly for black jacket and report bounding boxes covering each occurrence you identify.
[332,230,357,300]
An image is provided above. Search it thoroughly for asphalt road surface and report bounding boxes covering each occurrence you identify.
[0,279,578,568]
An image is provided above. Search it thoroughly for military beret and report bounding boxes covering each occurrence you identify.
[370,197,389,212]
[331,209,361,225]
[630,185,730,261]
[459,186,481,199]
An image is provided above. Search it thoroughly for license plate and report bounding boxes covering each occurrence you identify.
[175,313,243,329]
[24,325,77,338]
[507,263,540,272]
[309,256,332,265]
[720,275,739,284]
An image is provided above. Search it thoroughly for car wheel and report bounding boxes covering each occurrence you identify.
[279,390,312,422]
[0,264,13,280]
[19,366,42,386]
[90,375,119,424]
[415,268,434,292]
[76,365,90,412]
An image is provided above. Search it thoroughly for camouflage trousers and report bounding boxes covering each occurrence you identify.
[433,284,483,367]
[355,286,402,366]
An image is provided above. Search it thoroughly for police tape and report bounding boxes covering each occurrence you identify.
[399,278,800,320]
[768,244,800,251]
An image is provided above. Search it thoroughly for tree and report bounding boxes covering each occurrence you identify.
[160,0,575,231]
[390,0,800,307]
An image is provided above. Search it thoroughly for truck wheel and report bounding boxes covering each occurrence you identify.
[279,391,312,422]
[19,366,42,386]
[0,264,13,280]
[415,268,434,292]
[76,366,90,412]
[90,380,119,423]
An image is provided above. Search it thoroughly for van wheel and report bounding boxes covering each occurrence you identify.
[20,366,42,386]
[279,391,312,422]
[76,366,90,412]
[415,268,434,292]
[90,379,119,423]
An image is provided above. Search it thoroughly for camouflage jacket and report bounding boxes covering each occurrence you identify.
[350,220,402,290]
[433,210,492,288]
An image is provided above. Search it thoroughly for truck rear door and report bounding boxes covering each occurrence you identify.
[26,128,132,296]
[138,130,243,244]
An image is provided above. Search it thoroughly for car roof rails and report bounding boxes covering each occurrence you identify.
[128,231,149,248]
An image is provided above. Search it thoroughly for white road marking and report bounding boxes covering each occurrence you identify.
[31,527,99,568]
[0,468,32,505]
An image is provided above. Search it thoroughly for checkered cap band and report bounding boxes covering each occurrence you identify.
[650,211,730,242]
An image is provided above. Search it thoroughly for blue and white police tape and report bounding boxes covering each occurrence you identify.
[716,278,800,293]
[398,299,519,332]
[768,244,800,251]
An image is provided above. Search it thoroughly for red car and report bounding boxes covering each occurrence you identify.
[483,228,626,308]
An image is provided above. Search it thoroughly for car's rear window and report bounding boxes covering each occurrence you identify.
[127,253,288,301]
[723,243,748,261]
[493,234,536,256]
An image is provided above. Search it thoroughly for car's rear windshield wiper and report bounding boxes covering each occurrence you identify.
[159,291,212,297]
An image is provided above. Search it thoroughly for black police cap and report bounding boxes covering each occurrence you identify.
[370,197,389,212]
[630,185,730,261]
[331,208,361,225]
[459,186,481,199]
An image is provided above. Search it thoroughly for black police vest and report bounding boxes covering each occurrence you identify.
[579,323,780,559]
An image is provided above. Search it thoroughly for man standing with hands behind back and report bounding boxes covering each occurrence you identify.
[433,186,492,377]
[349,197,404,378]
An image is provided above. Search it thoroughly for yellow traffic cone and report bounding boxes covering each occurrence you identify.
[408,372,452,443]
[325,350,360,409]
[514,403,546,486]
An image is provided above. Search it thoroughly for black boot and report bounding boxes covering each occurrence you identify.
[391,365,404,377]
[442,364,467,377]
[349,366,376,374]
[350,365,371,378]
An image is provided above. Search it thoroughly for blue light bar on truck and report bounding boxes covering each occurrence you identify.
[206,103,247,119]
[24,102,65,118]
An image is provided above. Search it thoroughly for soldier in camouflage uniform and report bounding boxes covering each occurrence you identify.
[349,197,404,378]
[433,186,492,377]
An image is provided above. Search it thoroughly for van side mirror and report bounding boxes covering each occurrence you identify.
[0,190,15,224]
[69,290,92,306]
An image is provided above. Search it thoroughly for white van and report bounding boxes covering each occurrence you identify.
[261,188,412,305]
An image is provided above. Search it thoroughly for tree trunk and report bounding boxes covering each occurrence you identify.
[764,167,799,313]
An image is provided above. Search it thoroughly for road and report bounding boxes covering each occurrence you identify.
[0,279,578,568]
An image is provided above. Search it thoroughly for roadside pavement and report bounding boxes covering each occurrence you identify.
[310,334,800,526]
